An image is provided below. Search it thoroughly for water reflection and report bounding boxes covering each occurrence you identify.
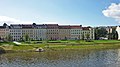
[0,49,120,67]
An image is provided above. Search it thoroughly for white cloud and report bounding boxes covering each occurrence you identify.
[102,3,120,23]
[0,16,35,25]
[0,16,60,25]
[0,16,19,25]
[0,16,20,22]
[0,16,82,26]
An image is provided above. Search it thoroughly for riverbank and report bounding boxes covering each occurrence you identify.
[1,44,120,53]
[1,40,120,52]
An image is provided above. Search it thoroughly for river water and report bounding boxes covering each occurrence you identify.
[0,49,120,67]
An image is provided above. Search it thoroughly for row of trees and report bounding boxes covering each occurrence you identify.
[95,27,118,40]
[95,27,107,40]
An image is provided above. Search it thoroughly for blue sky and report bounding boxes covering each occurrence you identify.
[0,0,120,26]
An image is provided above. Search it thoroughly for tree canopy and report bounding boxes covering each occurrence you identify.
[95,27,107,39]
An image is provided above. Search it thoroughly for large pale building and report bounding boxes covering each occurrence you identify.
[46,24,59,40]
[82,27,94,40]
[10,24,22,41]
[59,25,71,40]
[70,25,82,40]
[0,23,95,41]
[10,24,47,41]
[116,26,120,40]
[21,24,34,40]
[33,24,47,40]
[0,25,9,40]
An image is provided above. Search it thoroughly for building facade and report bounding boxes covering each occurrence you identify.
[82,27,94,40]
[0,23,95,41]
[59,25,71,40]
[0,26,9,40]
[46,24,59,40]
[70,25,82,40]
[116,26,120,40]
[10,24,22,41]
[33,24,47,40]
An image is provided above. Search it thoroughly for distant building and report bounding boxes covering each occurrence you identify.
[59,25,71,40]
[46,24,59,40]
[0,23,95,41]
[10,24,22,41]
[0,25,9,40]
[82,27,94,40]
[33,24,47,40]
[10,24,47,41]
[70,25,82,40]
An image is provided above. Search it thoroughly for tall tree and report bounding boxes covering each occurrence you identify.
[24,34,29,41]
[95,27,107,40]
[86,33,90,40]
[6,34,12,41]
[20,37,24,41]
[108,27,118,40]
[81,33,84,40]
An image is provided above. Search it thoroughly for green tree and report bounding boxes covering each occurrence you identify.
[20,37,24,41]
[95,27,107,40]
[6,34,12,41]
[108,27,118,40]
[112,27,118,40]
[108,33,112,40]
[81,33,84,40]
[86,33,90,40]
[114,31,118,40]
[24,34,29,41]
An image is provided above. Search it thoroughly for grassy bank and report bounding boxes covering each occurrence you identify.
[10,44,120,52]
[1,40,120,52]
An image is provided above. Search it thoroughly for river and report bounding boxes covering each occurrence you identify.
[0,49,120,67]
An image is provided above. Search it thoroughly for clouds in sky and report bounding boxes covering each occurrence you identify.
[0,16,59,25]
[0,16,34,25]
[102,3,120,23]
[0,16,79,25]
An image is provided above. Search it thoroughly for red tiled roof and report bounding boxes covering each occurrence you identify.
[70,25,82,29]
[22,25,33,29]
[82,27,90,30]
[59,25,70,29]
[46,24,59,29]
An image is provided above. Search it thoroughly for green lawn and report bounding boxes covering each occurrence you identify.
[11,43,120,51]
[1,40,120,52]
[23,40,120,45]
